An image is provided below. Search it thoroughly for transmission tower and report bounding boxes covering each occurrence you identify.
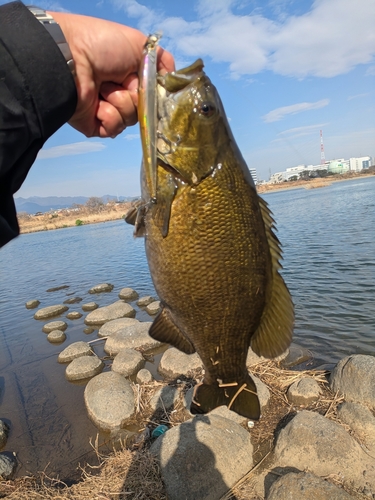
[320,130,325,165]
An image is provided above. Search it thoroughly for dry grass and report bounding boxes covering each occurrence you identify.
[1,361,366,500]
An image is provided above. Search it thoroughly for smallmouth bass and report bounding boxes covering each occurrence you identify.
[127,59,294,419]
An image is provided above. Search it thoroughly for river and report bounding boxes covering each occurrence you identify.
[0,175,374,479]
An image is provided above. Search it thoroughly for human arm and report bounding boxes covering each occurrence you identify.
[0,2,174,247]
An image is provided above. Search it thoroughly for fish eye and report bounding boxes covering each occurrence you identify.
[199,102,216,117]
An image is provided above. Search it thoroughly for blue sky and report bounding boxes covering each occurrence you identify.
[8,0,375,197]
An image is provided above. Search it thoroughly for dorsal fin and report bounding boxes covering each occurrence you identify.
[250,196,294,358]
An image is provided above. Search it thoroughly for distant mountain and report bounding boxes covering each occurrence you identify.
[15,195,137,214]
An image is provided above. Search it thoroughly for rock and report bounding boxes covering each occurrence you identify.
[137,295,155,307]
[0,421,9,450]
[269,410,375,495]
[88,283,114,294]
[158,348,203,379]
[47,330,66,343]
[42,320,68,333]
[82,302,98,312]
[0,453,17,480]
[104,322,163,355]
[25,299,40,309]
[337,401,375,452]
[149,385,181,412]
[253,375,271,410]
[98,317,140,338]
[146,300,161,315]
[136,368,154,384]
[287,377,321,406]
[150,414,254,500]
[83,327,95,334]
[266,471,353,500]
[57,341,92,363]
[246,346,289,368]
[46,285,69,292]
[85,301,136,326]
[184,386,194,412]
[63,297,82,304]
[330,355,375,408]
[66,355,104,381]
[66,311,83,320]
[280,343,312,368]
[112,348,145,377]
[84,372,135,431]
[34,304,68,320]
[118,288,139,301]
[211,405,247,425]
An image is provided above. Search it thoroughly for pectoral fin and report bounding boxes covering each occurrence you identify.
[152,172,177,238]
[250,196,294,358]
[149,306,196,354]
[124,201,147,237]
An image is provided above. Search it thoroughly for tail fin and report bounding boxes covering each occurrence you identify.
[190,375,260,420]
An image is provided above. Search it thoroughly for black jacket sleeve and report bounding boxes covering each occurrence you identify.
[0,1,77,247]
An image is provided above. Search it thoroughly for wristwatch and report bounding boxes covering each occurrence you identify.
[27,6,76,78]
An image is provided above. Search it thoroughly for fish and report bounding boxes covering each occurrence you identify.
[127,59,294,420]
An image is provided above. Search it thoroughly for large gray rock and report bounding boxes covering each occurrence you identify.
[42,320,67,333]
[66,311,82,320]
[118,288,139,301]
[57,341,92,363]
[112,348,145,377]
[25,299,40,309]
[150,414,254,500]
[270,411,375,494]
[0,421,9,450]
[287,377,321,406]
[47,329,66,343]
[85,300,136,325]
[81,302,98,312]
[158,348,203,379]
[88,283,114,294]
[149,385,181,412]
[0,453,17,480]
[66,355,104,381]
[136,368,154,384]
[34,304,68,320]
[330,355,375,408]
[337,401,375,452]
[98,317,140,338]
[266,471,353,500]
[104,322,163,355]
[246,346,289,368]
[137,295,155,306]
[84,372,135,431]
[254,375,271,411]
[146,300,161,315]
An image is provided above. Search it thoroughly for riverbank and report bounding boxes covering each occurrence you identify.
[17,202,132,235]
[17,172,374,235]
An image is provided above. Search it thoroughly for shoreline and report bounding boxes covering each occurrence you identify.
[17,173,374,235]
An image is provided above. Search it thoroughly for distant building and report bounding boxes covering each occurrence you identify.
[327,159,349,174]
[249,168,258,185]
[349,156,371,172]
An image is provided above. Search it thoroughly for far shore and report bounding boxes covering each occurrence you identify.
[17,172,374,235]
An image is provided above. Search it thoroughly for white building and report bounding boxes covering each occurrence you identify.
[249,168,258,185]
[349,156,371,172]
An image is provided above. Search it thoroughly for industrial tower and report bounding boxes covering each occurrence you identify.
[320,130,325,165]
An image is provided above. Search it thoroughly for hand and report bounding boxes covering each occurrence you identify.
[49,12,175,138]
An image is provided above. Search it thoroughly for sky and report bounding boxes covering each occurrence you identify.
[6,0,375,198]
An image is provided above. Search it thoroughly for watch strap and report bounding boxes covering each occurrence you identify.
[27,6,76,78]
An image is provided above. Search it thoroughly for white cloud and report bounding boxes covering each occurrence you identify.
[37,142,106,160]
[124,133,140,141]
[347,93,371,101]
[263,99,330,123]
[114,0,375,79]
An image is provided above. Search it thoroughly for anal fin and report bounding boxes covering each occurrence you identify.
[149,307,196,354]
[190,375,260,420]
